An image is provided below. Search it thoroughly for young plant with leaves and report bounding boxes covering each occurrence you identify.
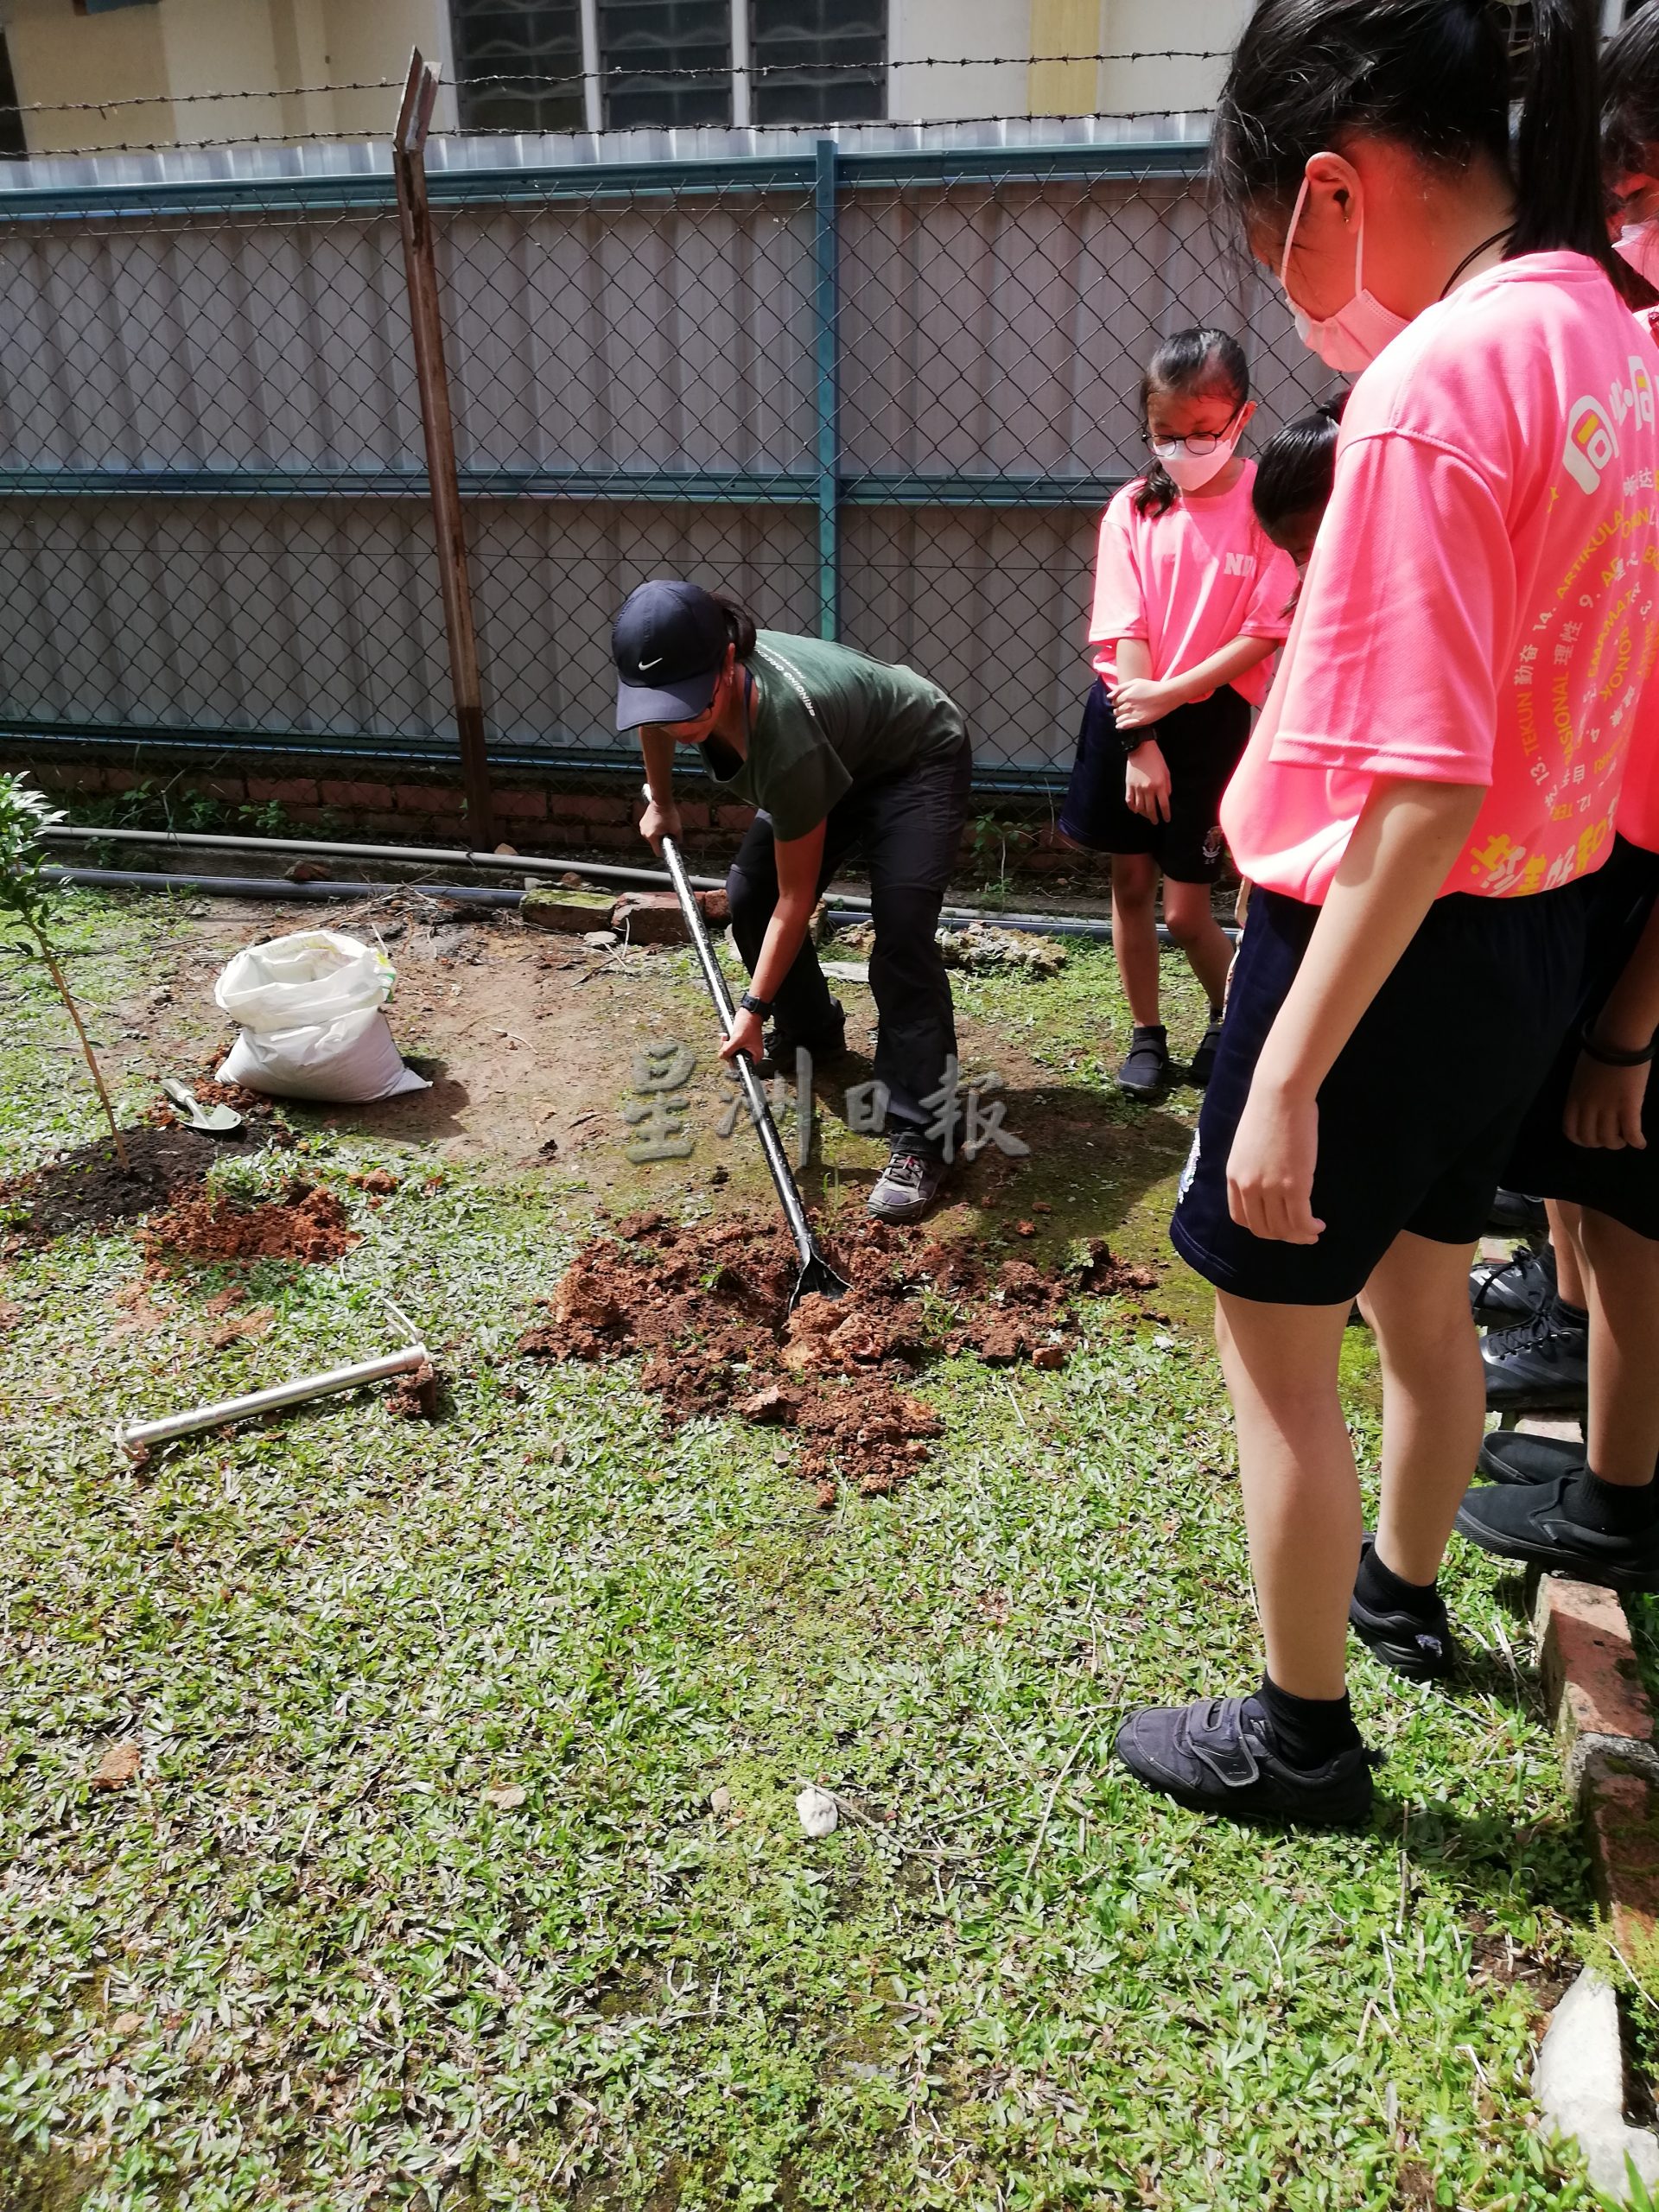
[0,774,129,1170]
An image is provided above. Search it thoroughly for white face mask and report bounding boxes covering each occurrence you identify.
[1618,220,1659,288]
[1152,433,1241,493]
[1279,175,1410,373]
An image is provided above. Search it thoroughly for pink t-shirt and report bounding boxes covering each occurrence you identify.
[1618,301,1659,857]
[1089,461,1298,709]
[1223,252,1659,903]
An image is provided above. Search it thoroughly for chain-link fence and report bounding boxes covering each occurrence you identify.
[0,125,1334,802]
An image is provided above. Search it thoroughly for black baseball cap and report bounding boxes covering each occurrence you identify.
[612,579,730,729]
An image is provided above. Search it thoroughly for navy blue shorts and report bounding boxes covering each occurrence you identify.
[1057,677,1250,884]
[1170,878,1592,1305]
[1503,837,1659,1239]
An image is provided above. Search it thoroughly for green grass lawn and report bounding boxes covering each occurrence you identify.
[0,892,1627,2211]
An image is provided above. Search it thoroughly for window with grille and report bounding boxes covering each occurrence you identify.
[599,0,733,130]
[0,32,21,159]
[751,0,885,126]
[451,1,586,133]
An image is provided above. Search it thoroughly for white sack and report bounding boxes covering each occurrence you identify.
[213,931,428,1103]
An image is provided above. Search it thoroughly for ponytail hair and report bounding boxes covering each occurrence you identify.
[1211,0,1619,285]
[1133,326,1252,518]
[710,594,757,658]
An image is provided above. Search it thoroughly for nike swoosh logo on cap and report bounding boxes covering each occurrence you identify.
[638,655,664,671]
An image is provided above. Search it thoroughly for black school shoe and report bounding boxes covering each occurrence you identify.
[1469,1239,1556,1322]
[1114,1695,1379,1826]
[1476,1429,1583,1486]
[1348,1535,1458,1682]
[1456,1473,1659,1592]
[1480,1302,1589,1413]
[1488,1188,1549,1237]
[1188,1011,1225,1090]
[1117,1026,1170,1100]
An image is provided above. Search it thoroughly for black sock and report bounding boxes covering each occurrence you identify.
[1355,1543,1440,1621]
[1131,1023,1166,1041]
[1206,1003,1224,1026]
[1254,1674,1363,1766]
[1566,1465,1659,1534]
[1548,1294,1589,1332]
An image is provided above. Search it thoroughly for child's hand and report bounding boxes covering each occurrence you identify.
[1565,1051,1650,1149]
[1124,741,1173,823]
[1111,677,1176,731]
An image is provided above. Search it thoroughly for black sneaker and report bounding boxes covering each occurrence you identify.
[1456,1474,1659,1592]
[1469,1239,1556,1322]
[1488,1187,1549,1237]
[1117,1026,1170,1100]
[867,1138,947,1224]
[1476,1429,1583,1486]
[1114,1694,1379,1825]
[1481,1303,1589,1413]
[1188,1011,1225,1090]
[759,1001,846,1077]
[1348,1535,1458,1681]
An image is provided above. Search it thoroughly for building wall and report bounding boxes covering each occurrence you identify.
[1,0,1236,157]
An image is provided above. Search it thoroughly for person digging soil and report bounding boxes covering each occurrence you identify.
[613,579,974,1224]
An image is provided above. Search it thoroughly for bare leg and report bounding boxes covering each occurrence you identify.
[1546,1198,1587,1308]
[1160,877,1234,1013]
[1359,1231,1487,1584]
[1110,851,1161,1028]
[1214,1291,1357,1700]
[1580,1206,1659,1484]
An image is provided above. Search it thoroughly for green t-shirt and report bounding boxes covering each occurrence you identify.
[700,632,968,842]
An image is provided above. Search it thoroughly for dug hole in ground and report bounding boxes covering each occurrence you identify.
[0,879,1647,2210]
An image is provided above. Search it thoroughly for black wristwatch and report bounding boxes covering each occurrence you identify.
[740,990,773,1020]
[1580,1020,1658,1067]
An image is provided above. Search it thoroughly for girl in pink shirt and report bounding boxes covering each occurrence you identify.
[1459,2,1659,1577]
[1116,0,1659,1829]
[1058,329,1296,1098]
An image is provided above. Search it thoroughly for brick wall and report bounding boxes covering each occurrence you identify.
[10,755,1086,880]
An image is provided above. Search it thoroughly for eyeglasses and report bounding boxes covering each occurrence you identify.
[1146,410,1243,459]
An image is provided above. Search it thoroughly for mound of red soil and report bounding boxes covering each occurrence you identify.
[140,1179,359,1268]
[2,1123,271,1247]
[519,1211,1154,1503]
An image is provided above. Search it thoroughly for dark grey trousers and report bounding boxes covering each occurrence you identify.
[725,734,972,1150]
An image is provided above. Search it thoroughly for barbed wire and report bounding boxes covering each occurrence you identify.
[2,54,1232,119]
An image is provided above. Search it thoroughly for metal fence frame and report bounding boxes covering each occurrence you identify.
[0,124,1310,807]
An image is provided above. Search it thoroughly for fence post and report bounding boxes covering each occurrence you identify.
[393,50,495,849]
[813,137,840,643]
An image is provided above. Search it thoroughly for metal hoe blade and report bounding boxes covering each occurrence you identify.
[658,836,851,1314]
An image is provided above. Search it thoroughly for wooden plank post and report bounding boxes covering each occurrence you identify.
[393,50,495,850]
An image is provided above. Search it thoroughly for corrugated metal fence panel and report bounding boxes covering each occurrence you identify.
[0,498,453,741]
[438,194,822,476]
[0,208,423,474]
[0,140,1336,779]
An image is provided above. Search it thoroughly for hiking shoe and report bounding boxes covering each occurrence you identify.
[1188,1012,1225,1090]
[759,1001,846,1077]
[867,1138,947,1224]
[1114,1695,1379,1826]
[1481,1303,1589,1413]
[1488,1187,1548,1237]
[1476,1429,1583,1486]
[1469,1239,1556,1322]
[1456,1474,1659,1592]
[1117,1025,1170,1100]
[1349,1535,1457,1682]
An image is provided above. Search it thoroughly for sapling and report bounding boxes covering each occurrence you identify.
[0,774,130,1170]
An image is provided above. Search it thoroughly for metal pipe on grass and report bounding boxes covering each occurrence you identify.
[115,1343,431,1459]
